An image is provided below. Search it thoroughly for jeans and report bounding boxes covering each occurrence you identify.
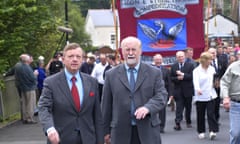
[230,101,240,144]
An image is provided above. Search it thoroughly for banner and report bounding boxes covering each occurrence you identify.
[117,0,205,59]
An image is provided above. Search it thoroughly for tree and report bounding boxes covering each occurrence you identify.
[0,0,93,75]
[72,0,111,17]
[0,0,61,74]
[59,2,93,52]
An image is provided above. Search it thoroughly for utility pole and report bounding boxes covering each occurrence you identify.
[65,0,69,44]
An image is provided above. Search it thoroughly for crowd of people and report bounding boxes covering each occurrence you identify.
[6,36,240,144]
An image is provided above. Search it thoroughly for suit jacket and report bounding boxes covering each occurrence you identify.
[152,65,173,99]
[101,63,167,144]
[38,71,104,144]
[160,66,173,98]
[216,54,228,78]
[80,62,94,75]
[170,62,194,98]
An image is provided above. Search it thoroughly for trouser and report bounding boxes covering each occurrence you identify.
[159,107,166,131]
[21,90,36,122]
[196,100,218,133]
[131,126,141,144]
[214,87,220,122]
[230,101,240,144]
[175,95,192,124]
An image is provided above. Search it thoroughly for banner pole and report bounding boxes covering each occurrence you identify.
[205,0,211,51]
[111,0,119,60]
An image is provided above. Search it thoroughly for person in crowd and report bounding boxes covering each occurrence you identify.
[35,60,46,101]
[236,50,240,60]
[193,52,219,140]
[152,54,173,133]
[208,48,228,123]
[91,53,109,102]
[220,58,240,144]
[170,51,194,130]
[14,54,37,124]
[227,46,235,56]
[33,58,46,116]
[228,54,237,66]
[223,46,231,61]
[80,52,96,75]
[184,47,198,67]
[233,43,240,54]
[45,52,63,75]
[217,46,228,63]
[38,43,104,144]
[101,36,167,144]
[103,54,116,79]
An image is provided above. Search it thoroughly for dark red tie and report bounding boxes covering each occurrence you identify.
[71,76,80,111]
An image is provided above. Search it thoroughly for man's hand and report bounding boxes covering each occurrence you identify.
[47,129,60,144]
[223,97,230,110]
[104,134,111,144]
[135,107,149,120]
[177,75,184,80]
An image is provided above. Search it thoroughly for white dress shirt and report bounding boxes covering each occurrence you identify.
[91,62,109,84]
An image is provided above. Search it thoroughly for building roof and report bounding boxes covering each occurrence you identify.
[87,9,119,27]
[205,13,238,24]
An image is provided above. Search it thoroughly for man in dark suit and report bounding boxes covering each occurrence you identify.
[80,53,95,75]
[152,54,173,133]
[170,51,194,130]
[38,43,104,144]
[184,47,198,68]
[101,36,167,144]
[208,47,228,123]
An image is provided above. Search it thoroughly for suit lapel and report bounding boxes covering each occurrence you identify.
[135,63,147,91]
[80,74,90,111]
[57,72,77,111]
[118,65,131,91]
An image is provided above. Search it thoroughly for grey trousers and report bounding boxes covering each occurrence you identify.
[21,90,36,121]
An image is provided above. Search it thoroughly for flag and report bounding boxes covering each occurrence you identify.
[116,0,205,59]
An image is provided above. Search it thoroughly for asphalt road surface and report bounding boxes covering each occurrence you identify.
[0,105,230,144]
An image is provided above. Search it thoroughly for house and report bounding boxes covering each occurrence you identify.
[85,9,120,50]
[205,13,238,36]
[204,14,239,46]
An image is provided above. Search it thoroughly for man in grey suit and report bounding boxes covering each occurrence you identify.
[38,43,104,144]
[101,36,167,144]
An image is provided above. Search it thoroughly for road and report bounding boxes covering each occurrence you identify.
[0,105,229,144]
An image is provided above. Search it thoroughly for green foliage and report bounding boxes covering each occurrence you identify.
[0,0,93,76]
[0,0,61,74]
[72,0,111,17]
[67,3,93,52]
[0,113,20,123]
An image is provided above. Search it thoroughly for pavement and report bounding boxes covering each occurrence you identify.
[0,105,230,144]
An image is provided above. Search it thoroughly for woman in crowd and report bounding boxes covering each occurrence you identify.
[193,52,219,140]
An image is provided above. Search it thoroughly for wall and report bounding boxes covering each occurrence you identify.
[0,76,20,120]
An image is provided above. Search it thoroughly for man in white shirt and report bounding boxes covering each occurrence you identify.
[91,53,109,102]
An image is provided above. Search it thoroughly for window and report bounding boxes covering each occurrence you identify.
[110,34,115,44]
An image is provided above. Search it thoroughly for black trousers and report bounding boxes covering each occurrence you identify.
[214,87,221,122]
[175,95,192,124]
[196,100,219,133]
[131,126,141,144]
[159,107,166,131]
